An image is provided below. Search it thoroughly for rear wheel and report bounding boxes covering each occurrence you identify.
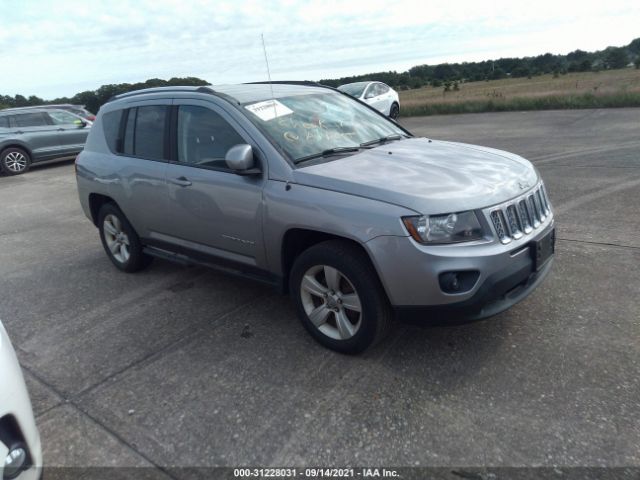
[98,203,152,273]
[0,147,31,175]
[389,103,400,120]
[290,240,392,354]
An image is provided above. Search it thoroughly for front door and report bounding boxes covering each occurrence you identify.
[163,101,265,267]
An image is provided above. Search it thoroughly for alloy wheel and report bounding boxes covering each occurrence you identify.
[4,151,28,173]
[300,264,362,340]
[103,214,130,264]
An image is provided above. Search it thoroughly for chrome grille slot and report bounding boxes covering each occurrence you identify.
[505,205,523,239]
[535,190,546,221]
[518,200,533,233]
[488,182,552,243]
[528,195,540,227]
[490,210,511,244]
[540,185,551,215]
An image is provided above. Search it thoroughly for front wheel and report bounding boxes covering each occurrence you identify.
[98,203,152,273]
[290,240,392,354]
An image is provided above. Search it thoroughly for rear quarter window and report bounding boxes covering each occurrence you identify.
[102,110,124,153]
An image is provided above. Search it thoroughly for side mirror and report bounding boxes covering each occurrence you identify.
[74,119,87,128]
[365,91,375,99]
[225,144,261,175]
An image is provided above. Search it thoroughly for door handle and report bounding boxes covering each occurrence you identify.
[57,128,65,131]
[169,176,192,187]
[15,130,24,134]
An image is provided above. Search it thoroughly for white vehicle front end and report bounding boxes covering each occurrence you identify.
[0,321,41,480]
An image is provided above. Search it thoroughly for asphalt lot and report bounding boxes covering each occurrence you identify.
[0,108,639,477]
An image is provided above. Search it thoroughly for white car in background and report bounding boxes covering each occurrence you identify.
[337,81,400,119]
[0,321,41,479]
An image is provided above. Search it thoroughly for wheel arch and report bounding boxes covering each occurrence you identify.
[390,101,400,117]
[88,193,118,226]
[0,142,33,159]
[280,228,386,297]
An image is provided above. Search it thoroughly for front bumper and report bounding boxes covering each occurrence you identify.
[365,219,555,321]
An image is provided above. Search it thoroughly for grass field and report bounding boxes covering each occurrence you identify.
[399,68,640,116]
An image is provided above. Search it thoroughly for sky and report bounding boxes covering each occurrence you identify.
[1,0,639,99]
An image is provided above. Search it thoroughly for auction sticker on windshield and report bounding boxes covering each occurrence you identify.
[245,99,293,121]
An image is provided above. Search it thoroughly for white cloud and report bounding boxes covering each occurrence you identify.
[0,0,638,98]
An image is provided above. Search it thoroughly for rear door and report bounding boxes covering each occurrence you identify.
[8,112,60,162]
[46,110,90,156]
[367,83,389,113]
[375,83,393,114]
[107,101,171,240]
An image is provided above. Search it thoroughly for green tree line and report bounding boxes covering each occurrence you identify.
[1,38,639,113]
[320,38,640,89]
[0,77,208,113]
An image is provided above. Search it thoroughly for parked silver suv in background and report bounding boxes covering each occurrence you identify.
[0,108,90,175]
[76,83,555,353]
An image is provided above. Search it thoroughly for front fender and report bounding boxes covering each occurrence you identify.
[263,180,412,275]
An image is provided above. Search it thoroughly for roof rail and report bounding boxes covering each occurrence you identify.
[106,85,216,103]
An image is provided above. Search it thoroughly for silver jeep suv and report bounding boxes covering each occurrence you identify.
[75,83,555,353]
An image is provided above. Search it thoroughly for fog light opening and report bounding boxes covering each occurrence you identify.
[441,273,460,292]
[439,270,480,294]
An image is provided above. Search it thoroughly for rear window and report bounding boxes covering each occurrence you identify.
[14,112,49,127]
[102,110,124,153]
[117,106,167,160]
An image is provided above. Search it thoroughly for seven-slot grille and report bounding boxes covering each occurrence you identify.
[489,183,552,244]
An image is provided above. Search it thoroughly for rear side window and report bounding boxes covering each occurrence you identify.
[0,116,8,128]
[14,112,50,127]
[378,83,390,94]
[102,110,124,153]
[121,106,167,160]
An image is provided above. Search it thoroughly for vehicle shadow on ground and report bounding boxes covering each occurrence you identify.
[137,258,510,399]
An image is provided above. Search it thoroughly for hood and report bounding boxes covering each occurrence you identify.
[292,138,539,214]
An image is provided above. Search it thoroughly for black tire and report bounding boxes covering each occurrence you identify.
[389,103,400,120]
[97,203,153,273]
[289,240,393,354]
[0,147,31,176]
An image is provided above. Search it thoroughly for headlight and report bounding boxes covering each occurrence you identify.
[402,211,484,244]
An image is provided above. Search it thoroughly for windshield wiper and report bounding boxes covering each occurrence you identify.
[360,134,404,148]
[294,146,361,164]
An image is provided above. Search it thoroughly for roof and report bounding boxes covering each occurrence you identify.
[1,104,84,112]
[0,107,56,116]
[109,82,337,106]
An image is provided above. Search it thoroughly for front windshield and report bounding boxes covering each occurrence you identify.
[242,92,406,164]
[337,82,369,98]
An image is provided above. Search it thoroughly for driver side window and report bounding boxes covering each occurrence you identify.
[365,84,377,98]
[47,110,80,125]
[177,106,245,171]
